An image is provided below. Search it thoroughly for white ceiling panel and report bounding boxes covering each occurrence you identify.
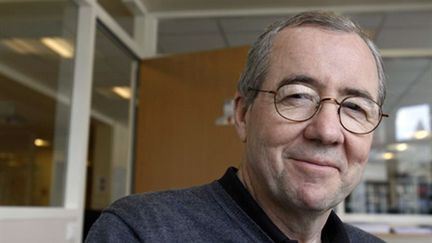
[159,18,220,34]
[383,11,432,28]
[387,71,424,87]
[226,33,261,47]
[396,93,432,108]
[384,58,430,73]
[384,59,430,88]
[377,27,432,49]
[219,16,285,33]
[388,61,432,108]
[158,34,226,54]
[348,12,384,29]
[381,58,431,111]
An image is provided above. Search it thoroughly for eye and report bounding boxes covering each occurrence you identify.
[278,93,316,106]
[289,93,313,100]
[341,99,371,121]
[276,84,318,106]
[343,101,364,112]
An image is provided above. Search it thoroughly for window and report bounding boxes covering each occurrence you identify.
[0,0,78,206]
[346,56,432,216]
[85,25,138,210]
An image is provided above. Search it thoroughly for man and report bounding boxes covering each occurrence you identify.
[86,11,387,243]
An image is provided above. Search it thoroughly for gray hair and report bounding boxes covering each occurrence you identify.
[237,11,386,107]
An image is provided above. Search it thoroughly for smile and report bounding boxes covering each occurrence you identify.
[291,158,340,174]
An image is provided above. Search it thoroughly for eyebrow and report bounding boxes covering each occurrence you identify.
[342,87,374,101]
[276,74,375,101]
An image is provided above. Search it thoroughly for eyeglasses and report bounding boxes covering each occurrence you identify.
[248,84,388,134]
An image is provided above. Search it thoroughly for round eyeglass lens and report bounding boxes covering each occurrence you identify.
[339,96,381,134]
[274,84,320,121]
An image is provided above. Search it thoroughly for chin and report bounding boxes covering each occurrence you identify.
[292,187,342,212]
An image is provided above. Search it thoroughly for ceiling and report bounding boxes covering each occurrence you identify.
[157,11,432,55]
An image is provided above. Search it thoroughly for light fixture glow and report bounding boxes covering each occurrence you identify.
[34,138,50,147]
[2,38,39,54]
[112,86,131,99]
[41,37,74,58]
[396,143,408,152]
[414,130,429,140]
[382,152,395,160]
[395,143,408,151]
[387,143,409,152]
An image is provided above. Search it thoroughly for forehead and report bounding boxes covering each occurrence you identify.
[266,26,379,100]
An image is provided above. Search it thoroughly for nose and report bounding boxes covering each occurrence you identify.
[303,98,345,145]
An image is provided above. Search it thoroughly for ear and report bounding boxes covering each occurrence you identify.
[234,92,249,143]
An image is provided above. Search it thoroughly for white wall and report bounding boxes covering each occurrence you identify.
[0,217,77,243]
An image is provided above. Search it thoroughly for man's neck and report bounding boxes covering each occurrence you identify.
[237,167,331,243]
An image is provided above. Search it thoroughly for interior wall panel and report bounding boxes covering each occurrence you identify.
[135,46,248,192]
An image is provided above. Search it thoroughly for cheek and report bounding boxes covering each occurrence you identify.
[343,135,373,188]
[346,134,373,165]
[245,114,295,175]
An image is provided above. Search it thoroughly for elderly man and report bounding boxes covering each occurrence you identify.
[86,11,387,243]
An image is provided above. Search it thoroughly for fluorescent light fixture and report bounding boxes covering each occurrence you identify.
[41,37,74,58]
[1,38,39,54]
[34,138,50,147]
[414,130,429,140]
[395,143,408,151]
[382,152,395,160]
[388,143,408,152]
[112,86,131,99]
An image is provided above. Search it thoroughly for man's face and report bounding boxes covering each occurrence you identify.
[235,26,380,212]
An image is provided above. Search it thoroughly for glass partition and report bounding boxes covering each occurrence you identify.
[85,24,137,210]
[0,0,78,206]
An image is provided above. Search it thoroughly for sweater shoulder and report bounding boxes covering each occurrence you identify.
[91,181,272,242]
[104,183,226,224]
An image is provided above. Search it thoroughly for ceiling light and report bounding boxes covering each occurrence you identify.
[382,152,395,160]
[414,130,429,140]
[388,143,408,152]
[34,138,50,147]
[395,143,408,151]
[41,37,74,58]
[112,86,131,99]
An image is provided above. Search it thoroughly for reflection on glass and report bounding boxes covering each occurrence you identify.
[85,25,137,210]
[0,1,78,206]
[346,57,432,215]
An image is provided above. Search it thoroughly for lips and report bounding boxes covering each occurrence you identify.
[282,147,344,172]
[288,159,340,179]
[304,158,339,169]
[285,153,341,172]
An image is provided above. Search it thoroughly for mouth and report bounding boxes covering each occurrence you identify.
[291,157,340,173]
